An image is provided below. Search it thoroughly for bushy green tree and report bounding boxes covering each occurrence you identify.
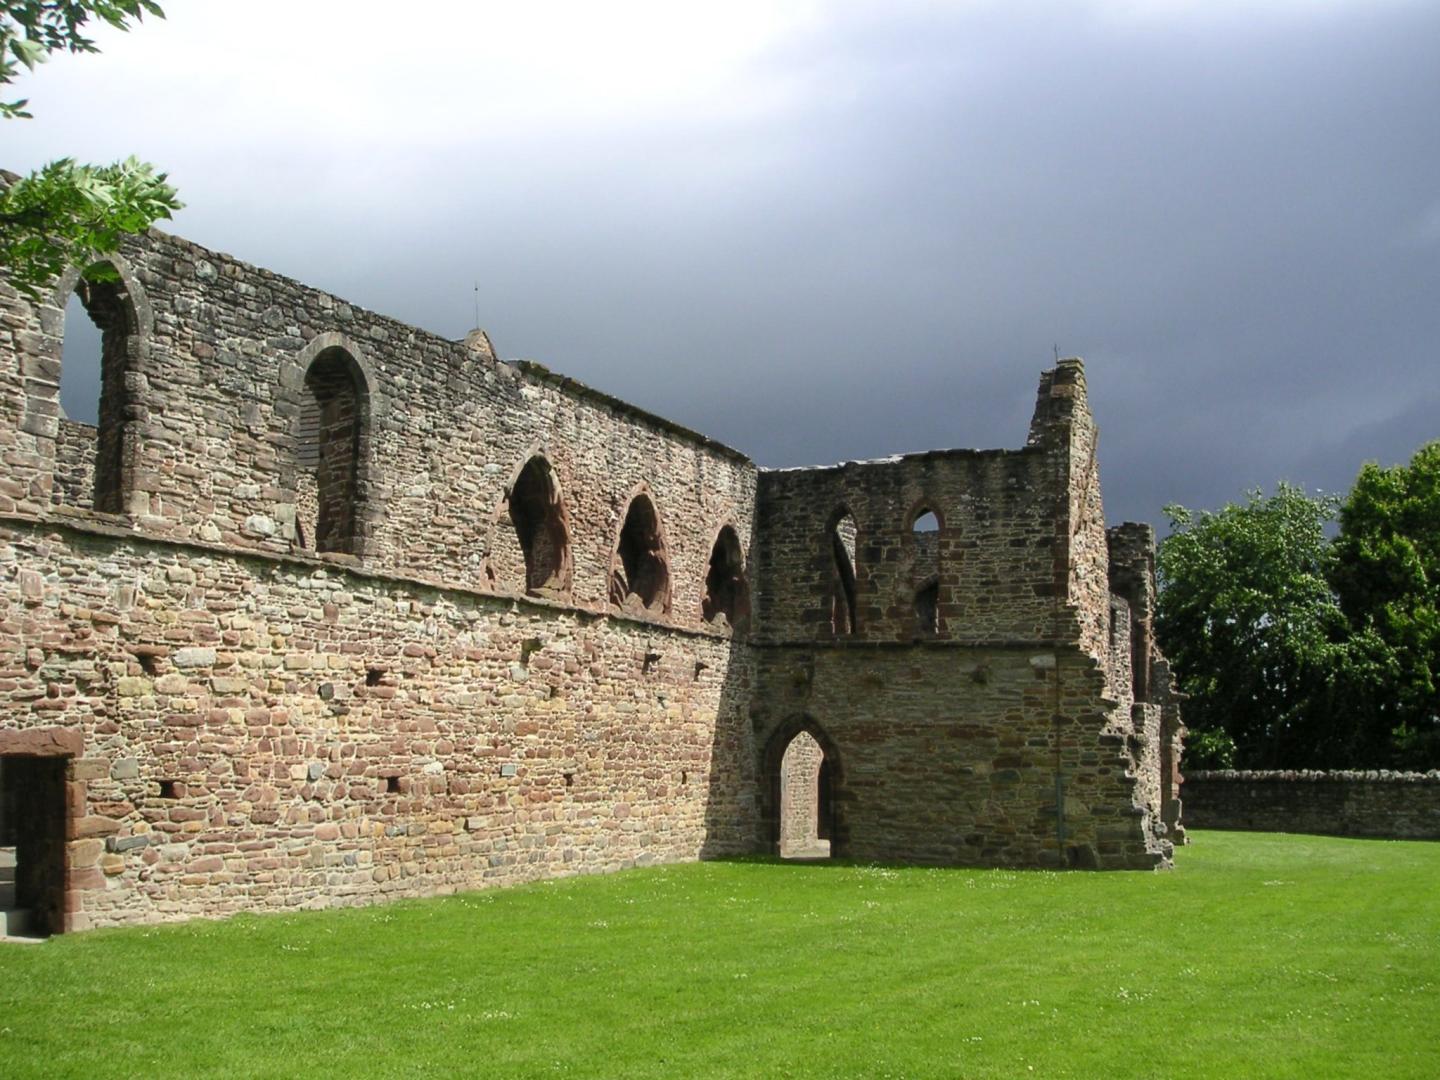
[1156,485,1407,769]
[1332,442,1440,767]
[0,2,180,299]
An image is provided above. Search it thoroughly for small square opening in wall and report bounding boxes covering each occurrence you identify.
[137,653,160,676]
[563,772,574,787]
[520,638,543,667]
[385,775,400,794]
[366,668,385,687]
[158,779,179,799]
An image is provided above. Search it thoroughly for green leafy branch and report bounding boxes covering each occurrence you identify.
[2,1,163,117]
[1,2,178,297]
[0,156,179,297]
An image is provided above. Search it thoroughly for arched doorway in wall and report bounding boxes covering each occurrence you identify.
[762,718,844,860]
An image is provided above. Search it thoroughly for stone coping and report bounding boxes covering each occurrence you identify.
[762,444,1042,475]
[512,360,752,465]
[1187,769,1440,783]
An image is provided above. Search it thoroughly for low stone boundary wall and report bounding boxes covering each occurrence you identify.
[1183,770,1440,840]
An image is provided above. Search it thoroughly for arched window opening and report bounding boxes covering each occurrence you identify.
[829,510,858,635]
[911,509,940,533]
[509,456,571,597]
[298,347,366,554]
[610,493,670,614]
[55,276,133,512]
[911,506,941,589]
[703,526,750,631]
[915,578,939,637]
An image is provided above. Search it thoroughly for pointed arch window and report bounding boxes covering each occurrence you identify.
[703,525,750,631]
[829,509,858,635]
[508,455,572,597]
[610,493,671,614]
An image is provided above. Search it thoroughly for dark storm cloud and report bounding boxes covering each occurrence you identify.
[44,2,1440,529]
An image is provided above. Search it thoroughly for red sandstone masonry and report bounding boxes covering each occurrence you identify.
[0,225,1180,932]
[750,363,1178,870]
[0,517,755,929]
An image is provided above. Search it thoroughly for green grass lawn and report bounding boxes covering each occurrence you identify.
[1,831,1436,1079]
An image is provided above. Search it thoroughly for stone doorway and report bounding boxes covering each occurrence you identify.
[763,719,844,860]
[0,756,68,938]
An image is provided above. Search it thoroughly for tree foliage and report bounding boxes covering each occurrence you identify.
[1160,486,1349,767]
[0,2,179,299]
[1158,464,1440,772]
[1332,442,1440,766]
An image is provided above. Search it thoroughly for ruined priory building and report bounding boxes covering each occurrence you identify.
[0,228,1183,935]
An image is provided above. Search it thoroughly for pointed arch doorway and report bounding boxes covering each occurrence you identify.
[762,717,845,860]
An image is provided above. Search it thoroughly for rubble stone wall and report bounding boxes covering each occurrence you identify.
[1,231,758,633]
[749,362,1173,870]
[0,517,756,930]
[751,646,1166,869]
[0,225,1180,931]
[1183,771,1440,840]
[754,448,1066,647]
[52,418,96,510]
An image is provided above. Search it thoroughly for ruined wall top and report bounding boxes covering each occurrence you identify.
[0,228,757,637]
[753,360,1115,651]
[0,225,1149,659]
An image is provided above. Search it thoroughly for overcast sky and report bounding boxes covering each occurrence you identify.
[12,0,1439,527]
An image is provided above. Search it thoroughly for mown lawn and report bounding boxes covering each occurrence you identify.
[0,831,1436,1079]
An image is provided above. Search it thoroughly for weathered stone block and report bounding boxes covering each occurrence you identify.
[110,758,140,780]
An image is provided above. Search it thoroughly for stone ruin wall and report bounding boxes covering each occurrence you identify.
[1182,770,1440,840]
[0,226,1181,931]
[1107,523,1186,846]
[1,231,759,616]
[0,521,756,930]
[0,229,761,930]
[749,363,1179,871]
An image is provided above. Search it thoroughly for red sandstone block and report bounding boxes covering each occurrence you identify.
[68,867,106,890]
[71,814,122,839]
